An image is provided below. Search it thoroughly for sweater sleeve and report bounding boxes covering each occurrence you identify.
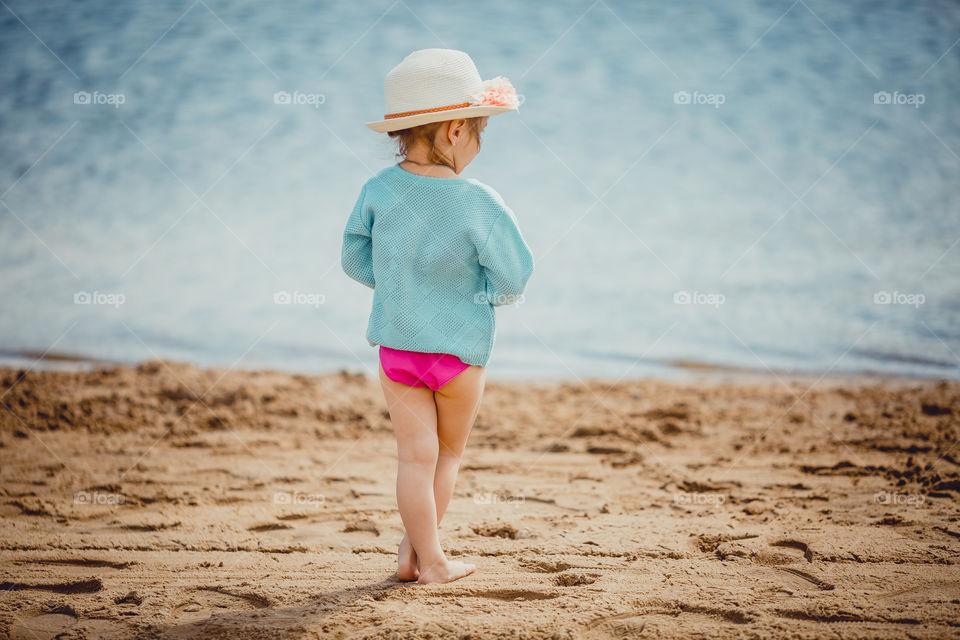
[478,204,534,307]
[341,184,375,289]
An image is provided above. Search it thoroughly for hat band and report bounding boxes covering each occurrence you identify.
[384,102,473,119]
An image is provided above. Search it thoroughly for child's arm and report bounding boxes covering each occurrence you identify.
[478,208,534,306]
[341,185,375,289]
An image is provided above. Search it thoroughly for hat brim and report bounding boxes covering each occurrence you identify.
[365,105,516,133]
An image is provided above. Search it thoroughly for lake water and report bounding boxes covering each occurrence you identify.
[1,0,958,380]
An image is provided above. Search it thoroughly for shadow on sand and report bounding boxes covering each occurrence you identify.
[150,575,407,639]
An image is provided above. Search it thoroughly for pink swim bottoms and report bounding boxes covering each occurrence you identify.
[379,346,470,391]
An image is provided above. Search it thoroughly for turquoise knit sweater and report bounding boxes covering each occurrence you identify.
[341,164,534,366]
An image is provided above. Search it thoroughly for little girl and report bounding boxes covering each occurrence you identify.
[341,49,533,584]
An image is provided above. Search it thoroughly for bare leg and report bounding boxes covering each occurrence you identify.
[417,365,485,584]
[379,366,475,584]
[433,365,486,525]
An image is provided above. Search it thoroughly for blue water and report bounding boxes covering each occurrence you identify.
[1,0,958,379]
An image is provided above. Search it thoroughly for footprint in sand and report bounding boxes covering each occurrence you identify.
[583,602,754,639]
[712,537,814,566]
[9,605,78,639]
[711,537,835,591]
[438,588,559,602]
[8,604,127,639]
[767,539,814,563]
[170,586,271,622]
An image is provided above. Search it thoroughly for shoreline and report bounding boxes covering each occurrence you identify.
[1,347,956,384]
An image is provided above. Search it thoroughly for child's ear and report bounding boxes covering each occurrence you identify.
[447,119,467,145]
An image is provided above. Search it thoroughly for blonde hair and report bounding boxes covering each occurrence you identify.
[388,118,485,169]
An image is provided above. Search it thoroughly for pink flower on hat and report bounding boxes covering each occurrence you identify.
[472,77,519,108]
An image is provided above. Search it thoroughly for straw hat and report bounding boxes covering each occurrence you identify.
[366,49,519,133]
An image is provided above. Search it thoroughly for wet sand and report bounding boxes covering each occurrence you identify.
[1,363,958,639]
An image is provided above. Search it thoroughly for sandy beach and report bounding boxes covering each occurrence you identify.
[1,362,958,639]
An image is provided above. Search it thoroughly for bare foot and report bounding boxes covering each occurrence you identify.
[417,559,476,584]
[397,533,419,581]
